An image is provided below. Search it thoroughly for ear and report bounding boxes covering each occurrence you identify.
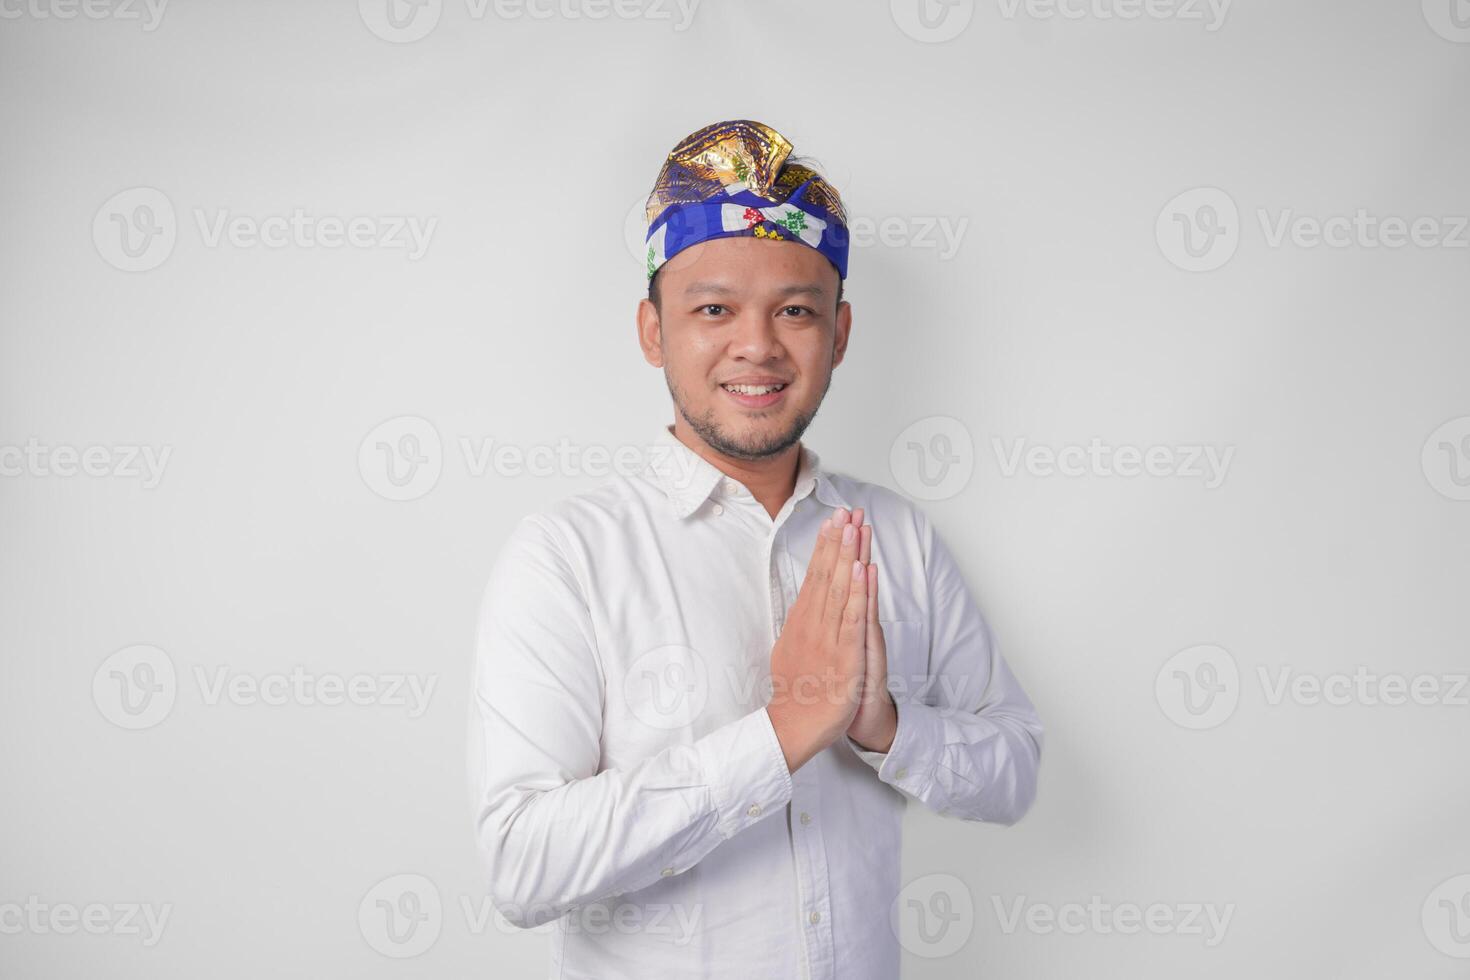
[636,297,663,367]
[830,298,853,368]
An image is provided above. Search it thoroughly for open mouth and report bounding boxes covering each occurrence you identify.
[720,383,788,396]
[720,381,789,408]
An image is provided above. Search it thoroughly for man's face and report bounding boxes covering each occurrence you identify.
[637,236,851,461]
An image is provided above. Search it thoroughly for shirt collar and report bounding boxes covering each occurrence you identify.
[643,424,851,519]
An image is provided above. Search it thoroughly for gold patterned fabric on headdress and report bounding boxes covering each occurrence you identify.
[643,119,850,280]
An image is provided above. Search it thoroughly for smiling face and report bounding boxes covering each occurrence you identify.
[637,236,851,462]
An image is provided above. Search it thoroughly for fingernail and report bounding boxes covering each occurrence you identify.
[835,508,848,524]
[852,559,863,579]
[842,524,854,544]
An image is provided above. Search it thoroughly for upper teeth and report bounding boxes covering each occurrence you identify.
[724,383,785,394]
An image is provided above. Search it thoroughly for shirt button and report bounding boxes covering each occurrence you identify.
[800,812,811,825]
[746,804,762,817]
[895,767,908,779]
[661,868,675,877]
[809,911,821,924]
[712,503,724,516]
[724,479,741,495]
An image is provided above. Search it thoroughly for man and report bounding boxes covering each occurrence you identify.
[469,119,1043,979]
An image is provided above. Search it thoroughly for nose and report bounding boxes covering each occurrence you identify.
[727,309,784,363]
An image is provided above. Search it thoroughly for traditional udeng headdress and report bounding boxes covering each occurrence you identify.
[643,120,850,281]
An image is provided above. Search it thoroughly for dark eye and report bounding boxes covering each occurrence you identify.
[780,305,813,317]
[699,304,727,316]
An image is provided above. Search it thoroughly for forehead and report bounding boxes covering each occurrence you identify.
[660,236,838,296]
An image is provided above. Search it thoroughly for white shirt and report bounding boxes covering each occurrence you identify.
[469,424,1043,979]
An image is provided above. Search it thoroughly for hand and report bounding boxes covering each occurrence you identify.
[847,522,897,753]
[766,506,869,773]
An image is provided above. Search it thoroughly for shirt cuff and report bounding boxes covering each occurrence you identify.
[845,734,888,771]
[695,708,794,840]
[850,698,943,797]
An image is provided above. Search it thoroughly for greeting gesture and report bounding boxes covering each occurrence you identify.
[766,506,870,773]
[847,518,897,753]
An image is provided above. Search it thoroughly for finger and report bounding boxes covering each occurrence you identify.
[858,523,871,566]
[863,563,887,707]
[867,561,880,628]
[823,517,861,635]
[796,508,845,617]
[837,557,868,656]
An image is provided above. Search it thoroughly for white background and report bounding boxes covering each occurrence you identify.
[2,0,1468,976]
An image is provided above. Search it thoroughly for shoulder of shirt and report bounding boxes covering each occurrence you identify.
[501,471,660,553]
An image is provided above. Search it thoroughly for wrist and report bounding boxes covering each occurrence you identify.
[765,701,840,773]
[848,700,898,753]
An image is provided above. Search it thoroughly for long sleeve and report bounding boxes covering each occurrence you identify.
[468,515,794,929]
[847,511,1043,824]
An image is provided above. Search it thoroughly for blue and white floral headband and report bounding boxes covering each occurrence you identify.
[643,120,850,281]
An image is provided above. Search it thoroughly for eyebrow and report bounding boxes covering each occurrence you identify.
[681,281,827,299]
